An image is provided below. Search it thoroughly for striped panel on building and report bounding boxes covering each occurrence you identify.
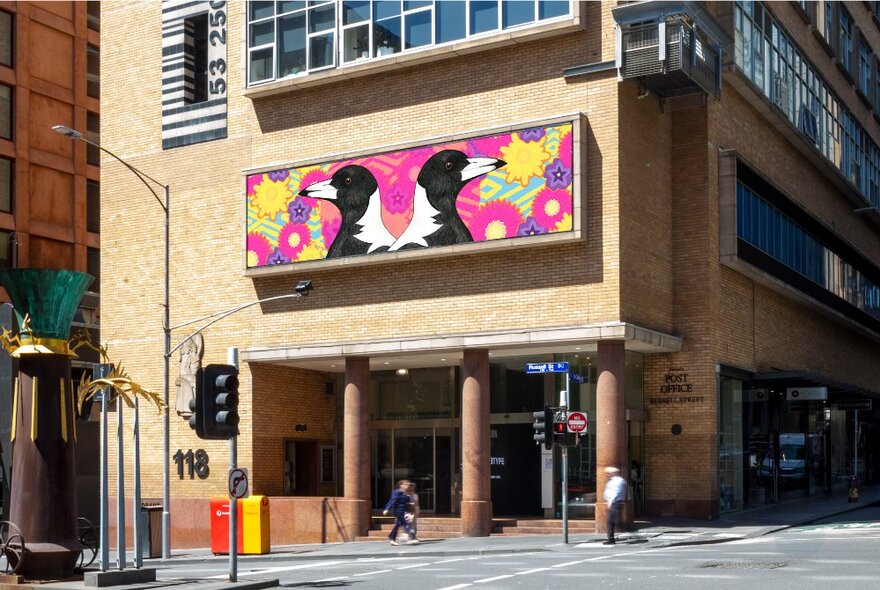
[162,0,228,149]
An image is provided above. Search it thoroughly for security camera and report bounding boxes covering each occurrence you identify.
[295,280,313,295]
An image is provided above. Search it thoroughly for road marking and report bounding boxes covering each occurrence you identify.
[206,561,339,578]
[435,584,474,590]
[515,567,552,575]
[396,562,431,569]
[474,574,514,584]
[353,569,391,577]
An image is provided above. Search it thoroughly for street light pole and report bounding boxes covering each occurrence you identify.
[52,124,173,559]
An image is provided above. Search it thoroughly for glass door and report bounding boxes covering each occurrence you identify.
[394,428,434,511]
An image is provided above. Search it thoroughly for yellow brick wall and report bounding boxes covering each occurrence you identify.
[99,2,629,499]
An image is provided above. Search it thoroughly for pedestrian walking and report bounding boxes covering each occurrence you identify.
[406,481,421,543]
[603,466,626,545]
[383,479,412,546]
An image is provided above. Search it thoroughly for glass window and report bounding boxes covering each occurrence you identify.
[470,1,498,35]
[86,112,100,167]
[247,0,571,83]
[436,0,466,44]
[839,8,852,71]
[859,40,871,97]
[87,247,100,292]
[0,156,11,213]
[0,230,9,268]
[0,83,10,140]
[0,11,11,67]
[87,180,99,234]
[87,45,99,99]
[719,377,744,513]
[87,1,100,32]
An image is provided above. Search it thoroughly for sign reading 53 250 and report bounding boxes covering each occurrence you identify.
[208,0,227,97]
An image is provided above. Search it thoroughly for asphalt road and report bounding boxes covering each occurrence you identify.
[154,505,880,589]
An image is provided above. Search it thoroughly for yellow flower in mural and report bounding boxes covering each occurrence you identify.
[500,135,551,186]
[251,175,294,219]
[297,243,326,262]
[555,213,572,232]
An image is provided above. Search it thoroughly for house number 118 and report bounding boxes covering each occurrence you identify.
[173,448,210,479]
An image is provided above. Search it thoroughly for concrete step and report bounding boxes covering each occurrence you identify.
[495,524,596,535]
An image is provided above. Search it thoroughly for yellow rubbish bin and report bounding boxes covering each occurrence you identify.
[241,495,270,554]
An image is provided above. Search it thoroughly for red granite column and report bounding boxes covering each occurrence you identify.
[596,340,627,533]
[343,356,370,540]
[461,349,491,537]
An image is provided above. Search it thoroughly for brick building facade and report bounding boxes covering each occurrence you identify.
[98,1,880,547]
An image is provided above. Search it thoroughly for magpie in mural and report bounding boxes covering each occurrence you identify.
[388,150,506,251]
[299,164,397,258]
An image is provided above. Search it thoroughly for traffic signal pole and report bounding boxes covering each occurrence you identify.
[561,373,569,544]
[228,347,238,583]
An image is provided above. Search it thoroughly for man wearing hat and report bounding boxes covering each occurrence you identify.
[602,466,627,545]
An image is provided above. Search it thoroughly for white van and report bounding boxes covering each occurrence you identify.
[759,433,806,480]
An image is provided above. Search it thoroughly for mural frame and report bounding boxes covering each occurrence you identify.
[242,113,586,276]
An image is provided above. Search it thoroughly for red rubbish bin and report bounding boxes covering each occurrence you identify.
[210,497,244,554]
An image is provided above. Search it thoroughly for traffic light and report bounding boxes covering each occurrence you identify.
[532,404,554,450]
[188,388,206,438]
[198,363,240,440]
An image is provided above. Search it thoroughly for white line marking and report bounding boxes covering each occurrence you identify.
[435,584,473,590]
[474,574,514,584]
[515,567,552,575]
[353,569,391,577]
[206,560,339,578]
[396,562,432,570]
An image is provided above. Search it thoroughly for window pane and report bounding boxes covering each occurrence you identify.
[405,10,431,49]
[87,1,100,32]
[343,0,371,24]
[87,45,100,99]
[375,1,401,20]
[0,11,11,67]
[249,47,274,82]
[436,0,465,43]
[503,0,534,28]
[250,1,275,21]
[251,21,275,47]
[0,84,10,140]
[279,14,306,76]
[470,1,498,35]
[87,248,100,292]
[309,3,335,32]
[375,18,401,55]
[0,157,10,213]
[538,0,568,19]
[309,32,334,68]
[86,113,99,166]
[87,181,99,234]
[404,1,432,9]
[343,23,370,62]
[277,1,305,14]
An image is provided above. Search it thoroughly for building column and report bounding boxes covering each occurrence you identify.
[343,356,370,540]
[596,340,628,532]
[461,348,491,536]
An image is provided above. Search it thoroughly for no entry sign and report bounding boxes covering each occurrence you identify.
[566,411,587,433]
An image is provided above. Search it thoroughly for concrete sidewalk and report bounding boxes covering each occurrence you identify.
[35,484,879,590]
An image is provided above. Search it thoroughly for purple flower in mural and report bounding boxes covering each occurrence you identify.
[520,127,546,142]
[266,247,291,265]
[287,197,312,223]
[517,216,548,237]
[544,158,572,190]
[268,169,290,182]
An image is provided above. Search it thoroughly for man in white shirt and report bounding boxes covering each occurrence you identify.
[602,466,627,545]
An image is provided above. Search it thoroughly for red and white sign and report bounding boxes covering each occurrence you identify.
[566,412,588,433]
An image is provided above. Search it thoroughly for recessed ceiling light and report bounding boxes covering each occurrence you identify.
[330,364,336,368]
[383,361,389,365]
[440,358,446,362]
[575,347,581,350]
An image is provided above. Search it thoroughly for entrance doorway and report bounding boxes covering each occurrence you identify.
[284,439,318,496]
[372,427,458,514]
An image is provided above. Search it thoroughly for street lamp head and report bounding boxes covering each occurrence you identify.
[295,280,313,296]
[52,125,83,140]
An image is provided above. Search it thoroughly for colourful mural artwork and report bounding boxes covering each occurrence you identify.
[246,121,575,268]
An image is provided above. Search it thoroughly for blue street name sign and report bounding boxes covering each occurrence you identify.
[526,362,570,374]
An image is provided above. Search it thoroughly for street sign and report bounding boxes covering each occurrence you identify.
[526,362,569,374]
[228,467,249,499]
[566,411,587,433]
[837,399,873,411]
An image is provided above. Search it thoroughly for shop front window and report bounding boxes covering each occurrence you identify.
[719,377,745,513]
